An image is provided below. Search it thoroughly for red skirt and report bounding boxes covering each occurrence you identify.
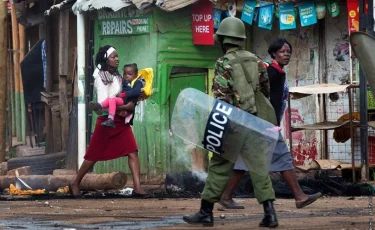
[84,115,138,161]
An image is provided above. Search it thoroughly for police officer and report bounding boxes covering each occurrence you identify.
[182,17,278,228]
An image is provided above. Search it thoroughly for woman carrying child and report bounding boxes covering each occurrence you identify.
[70,45,149,198]
[89,63,145,126]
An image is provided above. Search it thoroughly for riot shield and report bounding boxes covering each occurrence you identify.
[171,88,279,176]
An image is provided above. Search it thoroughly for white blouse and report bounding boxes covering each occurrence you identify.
[93,69,122,103]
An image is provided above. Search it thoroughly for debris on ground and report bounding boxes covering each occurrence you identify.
[163,170,375,199]
[9,184,46,195]
[7,166,32,176]
[118,188,133,196]
[56,186,70,194]
[0,171,127,191]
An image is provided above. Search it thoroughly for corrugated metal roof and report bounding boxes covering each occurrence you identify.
[130,0,153,10]
[154,0,200,12]
[141,0,219,11]
[72,0,132,13]
[73,0,218,13]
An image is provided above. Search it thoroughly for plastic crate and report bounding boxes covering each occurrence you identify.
[368,136,375,165]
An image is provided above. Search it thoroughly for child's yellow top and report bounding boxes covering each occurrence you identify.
[131,68,153,99]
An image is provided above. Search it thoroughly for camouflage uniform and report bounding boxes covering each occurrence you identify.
[201,47,276,205]
[212,48,271,115]
[183,17,278,228]
[212,56,240,107]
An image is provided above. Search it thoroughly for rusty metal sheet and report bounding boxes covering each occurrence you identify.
[315,159,361,170]
[72,0,132,13]
[132,0,203,12]
[292,120,359,131]
[315,159,342,170]
[151,0,200,12]
[74,0,221,13]
[297,159,361,171]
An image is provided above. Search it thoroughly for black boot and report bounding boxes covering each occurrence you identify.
[101,118,116,128]
[183,199,214,227]
[259,200,278,228]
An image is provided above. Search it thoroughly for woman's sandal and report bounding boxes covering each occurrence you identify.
[68,184,84,199]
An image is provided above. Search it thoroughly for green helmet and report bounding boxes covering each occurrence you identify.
[215,17,246,39]
[222,36,245,47]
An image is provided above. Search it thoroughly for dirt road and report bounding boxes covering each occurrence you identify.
[0,196,371,229]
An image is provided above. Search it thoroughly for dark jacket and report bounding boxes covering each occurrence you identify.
[122,79,145,125]
[268,65,286,126]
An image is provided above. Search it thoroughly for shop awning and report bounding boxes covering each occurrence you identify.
[72,0,218,13]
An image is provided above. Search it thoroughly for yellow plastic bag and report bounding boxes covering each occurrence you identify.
[131,68,153,99]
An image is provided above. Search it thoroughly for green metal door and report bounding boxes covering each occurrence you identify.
[169,73,208,172]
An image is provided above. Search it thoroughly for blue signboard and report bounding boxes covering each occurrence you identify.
[299,0,317,27]
[213,8,222,29]
[258,4,274,30]
[279,2,296,30]
[241,0,257,25]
